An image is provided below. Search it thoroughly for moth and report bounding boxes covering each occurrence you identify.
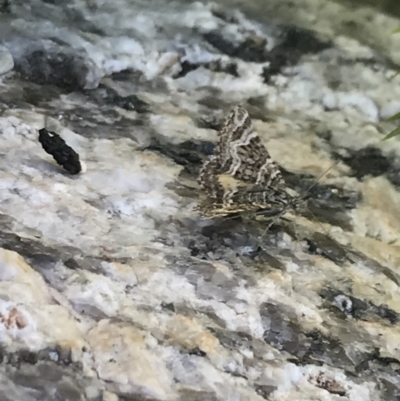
[197,105,301,221]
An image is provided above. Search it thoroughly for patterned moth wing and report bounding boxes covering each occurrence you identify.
[198,105,299,218]
[215,105,284,187]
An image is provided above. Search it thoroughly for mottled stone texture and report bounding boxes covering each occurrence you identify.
[1,0,400,400]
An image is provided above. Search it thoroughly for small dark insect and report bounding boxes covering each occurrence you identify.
[38,128,83,175]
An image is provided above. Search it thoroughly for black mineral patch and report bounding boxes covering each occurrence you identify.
[207,327,252,351]
[175,60,200,78]
[260,302,354,368]
[1,345,76,369]
[204,31,269,63]
[93,86,150,113]
[207,59,239,76]
[304,186,359,231]
[301,330,353,367]
[334,146,400,189]
[0,229,105,295]
[12,349,39,366]
[1,358,98,401]
[261,302,306,355]
[210,7,239,24]
[63,258,80,270]
[109,68,143,82]
[356,348,400,376]
[180,140,215,157]
[195,115,222,132]
[111,94,150,113]
[194,218,263,261]
[305,233,349,264]
[337,146,391,179]
[147,138,214,174]
[38,128,82,174]
[281,169,360,230]
[0,230,61,267]
[262,25,332,83]
[175,58,239,79]
[161,302,176,313]
[0,0,10,13]
[255,385,276,399]
[187,347,207,357]
[14,50,89,91]
[320,288,400,324]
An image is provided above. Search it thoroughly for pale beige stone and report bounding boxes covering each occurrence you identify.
[164,314,219,355]
[0,248,87,358]
[88,320,174,400]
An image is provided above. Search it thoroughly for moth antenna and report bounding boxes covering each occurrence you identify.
[295,160,341,238]
[220,208,255,222]
[223,213,242,222]
[300,159,340,201]
[304,204,331,238]
[260,209,288,241]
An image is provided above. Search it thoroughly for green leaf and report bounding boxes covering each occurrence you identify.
[391,27,400,34]
[383,111,400,122]
[382,125,400,141]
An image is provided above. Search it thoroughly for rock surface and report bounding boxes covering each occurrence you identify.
[1,0,400,400]
[0,44,13,75]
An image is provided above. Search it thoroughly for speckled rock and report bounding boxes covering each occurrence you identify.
[0,45,13,75]
[1,0,400,401]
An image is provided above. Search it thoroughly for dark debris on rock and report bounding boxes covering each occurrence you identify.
[38,128,82,174]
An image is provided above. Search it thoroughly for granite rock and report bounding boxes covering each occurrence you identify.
[0,44,13,75]
[1,0,400,400]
